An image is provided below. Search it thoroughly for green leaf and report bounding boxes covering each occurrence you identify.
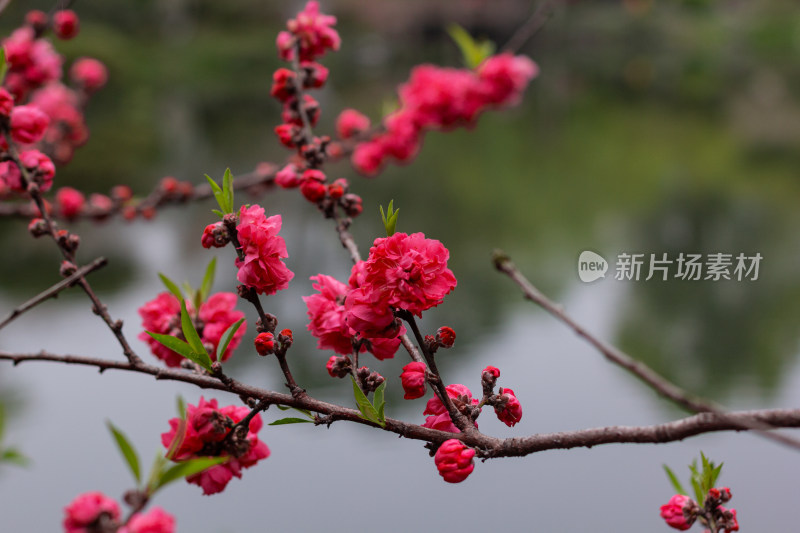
[373,381,386,422]
[350,376,384,427]
[145,452,169,494]
[711,462,723,487]
[180,300,211,370]
[151,457,228,493]
[222,168,234,213]
[446,24,496,69]
[663,465,688,496]
[379,200,399,237]
[158,273,184,300]
[269,417,314,426]
[0,448,29,467]
[276,405,290,411]
[145,331,211,371]
[107,421,141,484]
[0,49,7,84]
[216,318,245,363]
[176,395,187,419]
[212,209,225,220]
[199,257,217,303]
[690,476,704,506]
[206,174,226,215]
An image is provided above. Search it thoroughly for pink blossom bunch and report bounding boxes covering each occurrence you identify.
[29,83,90,164]
[63,492,175,533]
[303,273,404,361]
[276,1,340,62]
[422,384,479,433]
[2,26,62,100]
[161,397,270,495]
[351,53,538,176]
[434,439,476,483]
[235,204,294,295]
[344,232,457,338]
[138,292,246,367]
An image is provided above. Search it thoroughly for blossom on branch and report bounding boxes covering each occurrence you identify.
[119,507,175,533]
[400,362,427,400]
[434,439,475,483]
[494,387,523,427]
[138,292,246,367]
[422,384,479,433]
[659,494,695,531]
[276,1,340,62]
[235,204,294,295]
[161,397,270,495]
[62,491,120,533]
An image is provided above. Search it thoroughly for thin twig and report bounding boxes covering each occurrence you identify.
[493,249,800,451]
[502,0,560,54]
[0,256,107,331]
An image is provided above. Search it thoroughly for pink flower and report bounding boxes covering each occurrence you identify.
[62,491,120,533]
[400,362,427,399]
[495,387,522,427]
[161,397,270,495]
[10,104,50,144]
[70,58,108,92]
[275,163,301,188]
[434,439,475,483]
[303,273,404,359]
[278,1,340,61]
[0,161,23,192]
[659,494,695,531]
[120,507,175,533]
[138,292,245,367]
[477,53,539,106]
[336,109,370,139]
[254,332,275,355]
[351,140,387,177]
[345,232,457,332]
[235,204,294,295]
[29,83,89,164]
[56,187,85,219]
[53,10,80,40]
[422,384,479,433]
[19,149,55,192]
[300,60,329,88]
[0,88,14,116]
[2,27,62,100]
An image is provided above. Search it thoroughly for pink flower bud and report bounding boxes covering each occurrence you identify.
[28,217,47,237]
[434,439,475,483]
[483,366,500,379]
[255,332,275,355]
[275,163,301,188]
[659,494,695,531]
[326,355,352,378]
[201,222,228,249]
[62,491,121,533]
[53,10,80,40]
[436,326,456,348]
[300,177,327,203]
[300,61,329,88]
[336,109,371,139]
[25,10,49,32]
[494,387,523,427]
[270,68,297,102]
[70,58,108,92]
[19,149,55,192]
[119,506,175,533]
[275,123,300,148]
[400,362,427,400]
[0,88,14,116]
[10,105,50,144]
[717,506,739,532]
[56,187,85,219]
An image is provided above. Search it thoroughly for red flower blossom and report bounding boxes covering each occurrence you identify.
[434,439,475,483]
[422,384,479,433]
[235,204,294,295]
[62,491,120,533]
[400,362,427,400]
[494,387,523,427]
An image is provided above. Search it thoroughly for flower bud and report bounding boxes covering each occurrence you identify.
[326,355,352,378]
[659,494,696,531]
[270,68,297,102]
[56,187,85,219]
[25,10,49,33]
[494,387,522,427]
[0,88,14,117]
[53,10,80,40]
[28,217,48,238]
[300,61,329,89]
[342,193,363,217]
[435,326,455,348]
[434,439,475,483]
[356,366,385,392]
[70,58,108,92]
[201,222,229,249]
[336,109,370,139]
[59,260,77,277]
[10,105,49,144]
[254,332,275,356]
[400,362,427,400]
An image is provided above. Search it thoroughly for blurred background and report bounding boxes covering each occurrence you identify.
[1,0,799,530]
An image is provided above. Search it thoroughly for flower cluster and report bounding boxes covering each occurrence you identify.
[348,53,538,176]
[235,204,294,295]
[161,397,270,495]
[303,273,404,362]
[63,491,174,533]
[276,1,340,62]
[422,384,479,433]
[659,487,738,532]
[138,292,246,367]
[1,10,107,196]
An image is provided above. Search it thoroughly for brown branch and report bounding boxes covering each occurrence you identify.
[0,256,107,331]
[2,349,800,456]
[502,0,561,54]
[493,249,800,451]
